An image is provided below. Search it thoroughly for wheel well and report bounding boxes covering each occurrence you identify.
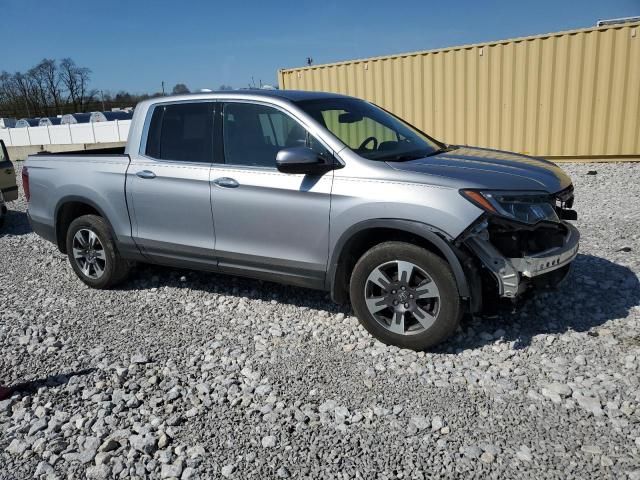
[56,202,101,253]
[331,227,448,304]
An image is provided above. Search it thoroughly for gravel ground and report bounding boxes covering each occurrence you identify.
[1,162,639,479]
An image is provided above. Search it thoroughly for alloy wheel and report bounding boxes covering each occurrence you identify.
[72,228,106,279]
[364,260,440,335]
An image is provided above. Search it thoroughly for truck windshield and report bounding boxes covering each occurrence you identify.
[295,97,444,161]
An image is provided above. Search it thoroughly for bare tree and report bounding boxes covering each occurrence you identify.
[12,72,41,117]
[60,58,95,112]
[0,71,24,117]
[27,63,51,116]
[37,59,63,115]
[77,67,96,110]
[60,58,80,111]
[0,57,157,119]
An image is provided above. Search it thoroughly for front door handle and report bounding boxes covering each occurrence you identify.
[136,170,156,179]
[213,177,239,188]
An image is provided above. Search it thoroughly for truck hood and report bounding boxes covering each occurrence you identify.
[386,146,572,193]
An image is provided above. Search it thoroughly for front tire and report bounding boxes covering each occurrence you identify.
[66,214,130,289]
[350,241,462,350]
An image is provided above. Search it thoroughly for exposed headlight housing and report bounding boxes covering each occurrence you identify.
[460,190,559,224]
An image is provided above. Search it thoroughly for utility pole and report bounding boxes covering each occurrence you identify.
[100,90,106,111]
[161,81,165,96]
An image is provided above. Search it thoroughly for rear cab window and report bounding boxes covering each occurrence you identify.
[145,102,214,163]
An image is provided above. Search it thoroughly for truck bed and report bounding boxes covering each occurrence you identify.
[25,152,132,253]
[35,146,126,156]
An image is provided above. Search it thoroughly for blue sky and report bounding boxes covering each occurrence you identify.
[2,0,638,94]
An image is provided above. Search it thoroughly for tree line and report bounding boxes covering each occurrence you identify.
[0,58,235,120]
[1,58,99,119]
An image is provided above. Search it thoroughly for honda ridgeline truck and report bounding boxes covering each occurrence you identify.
[24,91,579,350]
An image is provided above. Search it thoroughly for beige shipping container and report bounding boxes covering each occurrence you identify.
[279,23,640,160]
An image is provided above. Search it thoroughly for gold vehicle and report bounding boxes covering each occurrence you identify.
[0,140,18,227]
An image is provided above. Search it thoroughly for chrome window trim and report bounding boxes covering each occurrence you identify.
[131,93,349,160]
[209,163,280,173]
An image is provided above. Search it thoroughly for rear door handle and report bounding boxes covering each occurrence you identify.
[213,177,239,188]
[136,170,156,179]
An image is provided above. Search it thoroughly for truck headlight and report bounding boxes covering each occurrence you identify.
[460,190,559,224]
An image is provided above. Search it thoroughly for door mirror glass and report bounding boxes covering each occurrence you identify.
[276,146,332,175]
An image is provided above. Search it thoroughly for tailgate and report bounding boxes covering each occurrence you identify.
[0,140,18,202]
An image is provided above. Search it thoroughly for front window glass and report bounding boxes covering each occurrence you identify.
[296,97,443,161]
[222,103,329,168]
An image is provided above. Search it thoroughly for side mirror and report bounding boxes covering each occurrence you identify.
[276,146,333,175]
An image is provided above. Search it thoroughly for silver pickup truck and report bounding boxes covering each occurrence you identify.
[25,90,579,350]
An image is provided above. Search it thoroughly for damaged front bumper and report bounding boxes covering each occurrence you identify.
[465,220,580,298]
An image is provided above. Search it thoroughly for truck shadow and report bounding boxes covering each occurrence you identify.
[439,253,640,352]
[3,368,96,398]
[119,263,345,313]
[121,253,639,352]
[0,209,31,237]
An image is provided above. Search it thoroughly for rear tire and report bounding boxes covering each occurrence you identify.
[349,241,462,351]
[66,214,130,289]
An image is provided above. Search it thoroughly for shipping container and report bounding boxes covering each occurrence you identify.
[279,23,640,160]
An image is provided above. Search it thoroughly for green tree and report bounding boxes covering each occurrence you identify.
[172,83,190,95]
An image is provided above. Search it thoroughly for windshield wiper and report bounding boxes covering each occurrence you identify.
[383,146,457,162]
[382,153,427,162]
[375,145,459,162]
[422,145,459,158]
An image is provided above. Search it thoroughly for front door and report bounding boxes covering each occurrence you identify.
[210,101,333,288]
[127,101,217,268]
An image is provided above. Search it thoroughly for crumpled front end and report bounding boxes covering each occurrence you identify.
[458,185,579,311]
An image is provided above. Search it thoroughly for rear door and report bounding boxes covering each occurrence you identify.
[209,101,333,288]
[0,140,18,202]
[126,101,217,268]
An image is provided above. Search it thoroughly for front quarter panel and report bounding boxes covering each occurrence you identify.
[329,152,484,249]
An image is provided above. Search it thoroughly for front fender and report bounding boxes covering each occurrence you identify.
[327,218,473,304]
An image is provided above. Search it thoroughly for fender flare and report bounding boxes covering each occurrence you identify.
[53,195,118,252]
[327,219,472,303]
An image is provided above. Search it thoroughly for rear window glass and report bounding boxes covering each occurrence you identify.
[145,103,214,162]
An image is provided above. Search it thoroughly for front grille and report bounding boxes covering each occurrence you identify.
[488,224,567,257]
